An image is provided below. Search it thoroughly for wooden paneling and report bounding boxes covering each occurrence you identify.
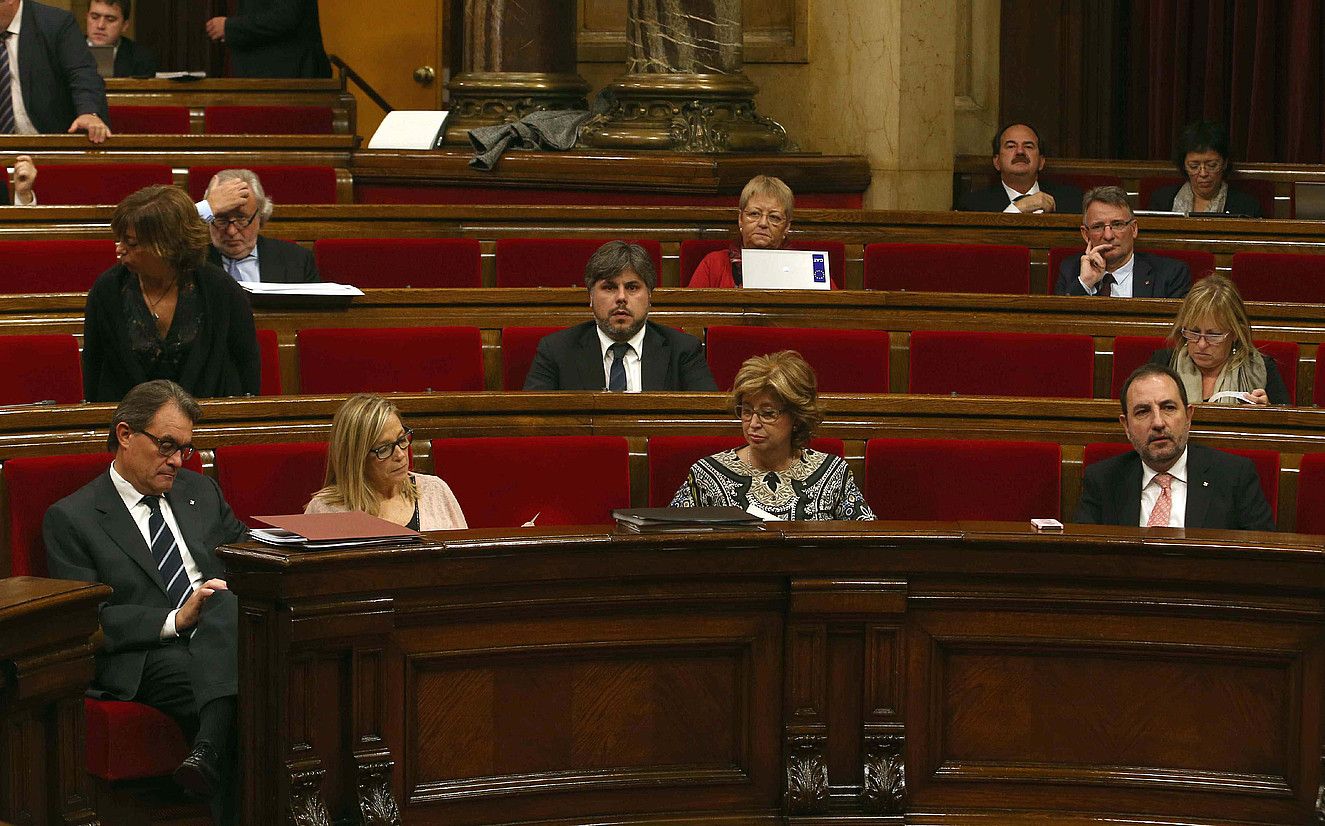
[578,0,808,64]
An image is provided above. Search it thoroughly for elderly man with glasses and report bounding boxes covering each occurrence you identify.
[1054,185,1192,298]
[197,168,321,284]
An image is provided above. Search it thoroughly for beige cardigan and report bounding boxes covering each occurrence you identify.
[305,473,468,531]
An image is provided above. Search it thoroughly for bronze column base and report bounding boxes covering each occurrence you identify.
[442,71,590,145]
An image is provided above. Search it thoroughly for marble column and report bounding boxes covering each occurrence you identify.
[442,0,591,145]
[579,0,787,152]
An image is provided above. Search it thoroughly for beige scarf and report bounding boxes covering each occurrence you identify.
[1171,344,1268,404]
[1171,181,1228,213]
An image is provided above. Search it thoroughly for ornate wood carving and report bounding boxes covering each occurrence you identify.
[784,732,829,815]
[356,759,401,825]
[287,766,332,826]
[862,733,906,813]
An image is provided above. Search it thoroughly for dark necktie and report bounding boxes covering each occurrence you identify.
[0,32,16,135]
[1097,272,1115,297]
[607,342,631,392]
[142,496,192,611]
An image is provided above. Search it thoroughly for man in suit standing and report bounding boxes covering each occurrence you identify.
[204,0,331,79]
[85,0,157,77]
[956,123,1083,214]
[0,0,111,141]
[201,168,321,284]
[1054,186,1192,298]
[1075,363,1274,531]
[44,380,247,817]
[524,241,719,392]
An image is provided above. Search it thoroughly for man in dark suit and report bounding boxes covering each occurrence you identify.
[0,0,111,141]
[201,169,321,283]
[524,241,719,392]
[44,381,247,816]
[1054,185,1192,298]
[204,0,331,79]
[1075,363,1274,531]
[85,0,158,77]
[957,122,1083,214]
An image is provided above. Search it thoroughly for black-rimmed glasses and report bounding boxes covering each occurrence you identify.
[735,405,785,424]
[137,429,196,461]
[368,427,413,461]
[213,212,258,230]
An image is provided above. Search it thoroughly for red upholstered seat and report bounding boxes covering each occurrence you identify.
[1047,247,1216,286]
[1050,173,1123,198]
[108,105,191,134]
[502,326,562,390]
[1083,442,1279,519]
[863,243,1030,294]
[313,238,482,288]
[908,330,1094,398]
[203,105,334,135]
[1295,453,1325,534]
[0,239,118,294]
[1111,336,1168,398]
[297,327,484,394]
[864,438,1061,521]
[677,239,846,287]
[647,435,845,507]
[214,442,328,527]
[188,165,338,204]
[0,335,82,404]
[84,698,189,781]
[704,326,889,392]
[1257,340,1299,404]
[1230,252,1325,303]
[257,329,282,395]
[1138,176,1186,210]
[494,238,663,288]
[33,164,173,205]
[431,436,630,528]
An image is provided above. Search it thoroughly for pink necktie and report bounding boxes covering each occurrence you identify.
[1147,472,1174,527]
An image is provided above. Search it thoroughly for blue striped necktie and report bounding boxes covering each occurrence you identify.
[141,496,192,610]
[608,342,631,391]
[0,32,16,135]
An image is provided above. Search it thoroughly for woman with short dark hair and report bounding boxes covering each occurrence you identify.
[1147,121,1263,217]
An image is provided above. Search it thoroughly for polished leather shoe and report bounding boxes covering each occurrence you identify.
[173,741,221,799]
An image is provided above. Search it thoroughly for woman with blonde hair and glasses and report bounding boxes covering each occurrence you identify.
[1149,274,1287,405]
[690,174,796,288]
[669,350,874,520]
[306,394,467,530]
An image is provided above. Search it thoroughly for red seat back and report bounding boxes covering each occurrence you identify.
[313,238,482,288]
[1315,344,1325,407]
[864,243,1030,294]
[0,239,118,293]
[1083,442,1279,520]
[296,327,484,394]
[1138,176,1186,210]
[1050,173,1122,199]
[188,165,339,204]
[34,164,174,205]
[0,335,82,405]
[908,330,1094,398]
[1256,340,1299,404]
[864,438,1061,521]
[5,453,113,576]
[203,105,334,135]
[502,326,562,390]
[1231,252,1325,303]
[1111,336,1167,398]
[1295,453,1325,534]
[108,105,191,134]
[257,329,282,395]
[647,435,845,507]
[494,238,663,288]
[431,436,630,528]
[704,326,889,393]
[214,442,329,527]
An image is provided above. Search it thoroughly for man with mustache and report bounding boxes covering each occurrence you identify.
[1054,185,1191,297]
[523,240,718,392]
[957,123,1082,213]
[1074,363,1274,530]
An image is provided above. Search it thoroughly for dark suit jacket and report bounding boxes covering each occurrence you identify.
[225,0,332,78]
[1148,348,1290,405]
[524,319,718,391]
[1146,183,1263,218]
[44,468,248,701]
[111,36,158,78]
[208,236,321,283]
[1054,250,1192,298]
[957,179,1085,213]
[17,1,108,132]
[1074,443,1275,531]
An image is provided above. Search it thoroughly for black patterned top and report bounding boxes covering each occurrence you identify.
[669,448,875,521]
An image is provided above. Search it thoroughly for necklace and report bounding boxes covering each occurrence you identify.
[139,275,177,320]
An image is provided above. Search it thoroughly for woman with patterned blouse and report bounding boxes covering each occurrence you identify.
[669,350,874,521]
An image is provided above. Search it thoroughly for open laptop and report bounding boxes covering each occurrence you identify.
[741,248,831,290]
[89,45,116,78]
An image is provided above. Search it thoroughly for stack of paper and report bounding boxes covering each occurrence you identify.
[611,507,765,533]
[251,511,423,549]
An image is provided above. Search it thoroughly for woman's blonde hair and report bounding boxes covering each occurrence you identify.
[1168,274,1256,370]
[110,185,209,273]
[730,350,822,451]
[310,394,417,515]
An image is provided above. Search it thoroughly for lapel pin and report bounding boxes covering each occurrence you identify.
[1202,481,1209,487]
[189,499,196,505]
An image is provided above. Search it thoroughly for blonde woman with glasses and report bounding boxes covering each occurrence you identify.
[306,394,467,530]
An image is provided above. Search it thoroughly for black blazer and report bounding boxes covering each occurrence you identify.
[16,1,108,132]
[523,319,718,391]
[208,236,321,283]
[1148,348,1290,405]
[1074,443,1275,531]
[43,468,247,701]
[956,179,1085,213]
[1054,251,1192,298]
[224,0,332,78]
[1147,183,1263,218]
[111,36,158,78]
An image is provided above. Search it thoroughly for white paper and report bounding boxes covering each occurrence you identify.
[368,110,449,150]
[237,282,364,296]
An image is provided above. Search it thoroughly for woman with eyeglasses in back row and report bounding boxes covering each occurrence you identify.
[305,394,467,530]
[1147,121,1263,217]
[1150,275,1287,405]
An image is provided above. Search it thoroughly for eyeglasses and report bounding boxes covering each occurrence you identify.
[1083,218,1136,235]
[1184,160,1225,174]
[735,405,785,424]
[136,429,195,461]
[367,427,413,461]
[740,209,787,227]
[1180,328,1230,344]
[213,212,258,230]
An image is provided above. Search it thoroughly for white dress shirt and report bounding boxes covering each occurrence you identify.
[3,3,39,135]
[1081,253,1136,297]
[1001,180,1042,213]
[596,324,646,393]
[1139,448,1189,528]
